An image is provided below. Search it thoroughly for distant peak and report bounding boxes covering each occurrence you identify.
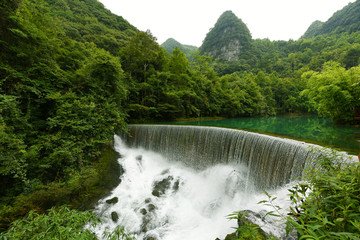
[199,10,252,61]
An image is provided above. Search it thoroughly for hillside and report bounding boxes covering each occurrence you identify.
[302,0,360,38]
[301,20,324,39]
[161,38,198,59]
[199,10,252,61]
[44,0,138,54]
[0,0,138,229]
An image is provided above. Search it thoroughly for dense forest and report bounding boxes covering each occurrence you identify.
[1,0,360,238]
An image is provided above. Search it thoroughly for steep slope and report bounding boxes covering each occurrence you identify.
[199,10,252,61]
[301,20,324,39]
[302,0,360,38]
[0,0,138,227]
[45,0,138,54]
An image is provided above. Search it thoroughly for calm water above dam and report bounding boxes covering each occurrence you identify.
[165,116,360,155]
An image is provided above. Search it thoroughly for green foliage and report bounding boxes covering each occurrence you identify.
[0,0,129,187]
[161,38,198,60]
[44,0,138,55]
[286,151,360,239]
[0,206,100,240]
[120,31,167,81]
[2,0,360,234]
[308,0,360,37]
[301,20,324,39]
[103,226,135,240]
[169,47,189,75]
[0,206,134,240]
[0,145,121,231]
[302,61,360,123]
[226,211,274,240]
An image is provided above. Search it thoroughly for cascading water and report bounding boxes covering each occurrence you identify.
[90,125,323,240]
[123,125,321,189]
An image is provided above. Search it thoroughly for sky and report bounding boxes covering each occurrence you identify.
[98,0,355,47]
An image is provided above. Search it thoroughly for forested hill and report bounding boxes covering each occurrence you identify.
[161,38,198,59]
[0,0,138,228]
[45,0,138,54]
[301,20,324,39]
[302,0,360,38]
[199,10,252,61]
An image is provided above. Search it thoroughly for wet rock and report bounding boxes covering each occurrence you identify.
[143,232,159,240]
[119,163,125,177]
[147,203,156,212]
[141,215,152,233]
[236,210,269,239]
[111,211,119,222]
[145,198,152,204]
[105,197,118,204]
[161,169,170,175]
[225,170,244,197]
[173,179,181,192]
[140,208,147,215]
[152,176,174,197]
[136,155,142,161]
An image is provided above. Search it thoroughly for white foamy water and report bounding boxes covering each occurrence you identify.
[89,135,297,240]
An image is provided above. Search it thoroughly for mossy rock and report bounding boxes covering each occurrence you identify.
[111,211,119,222]
[224,232,237,240]
[147,203,156,212]
[140,208,147,215]
[236,210,269,239]
[152,176,174,197]
[105,197,118,205]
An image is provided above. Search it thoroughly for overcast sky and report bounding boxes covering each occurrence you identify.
[98,0,355,47]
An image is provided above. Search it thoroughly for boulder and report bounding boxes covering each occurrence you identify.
[236,210,269,239]
[173,179,181,192]
[147,203,156,212]
[140,208,147,215]
[111,211,119,222]
[105,197,118,204]
[152,176,174,197]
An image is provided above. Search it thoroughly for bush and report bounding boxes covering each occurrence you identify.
[0,206,99,240]
[286,151,360,239]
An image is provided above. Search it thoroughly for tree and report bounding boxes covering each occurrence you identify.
[302,61,360,123]
[168,47,188,75]
[120,30,166,82]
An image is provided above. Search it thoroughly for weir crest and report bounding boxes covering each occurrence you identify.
[122,124,321,190]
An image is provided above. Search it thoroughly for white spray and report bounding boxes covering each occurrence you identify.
[90,135,296,240]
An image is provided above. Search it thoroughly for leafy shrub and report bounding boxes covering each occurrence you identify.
[0,206,135,240]
[0,206,99,240]
[286,151,360,239]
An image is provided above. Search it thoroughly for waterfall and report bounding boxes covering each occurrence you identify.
[90,125,334,240]
[122,125,319,190]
